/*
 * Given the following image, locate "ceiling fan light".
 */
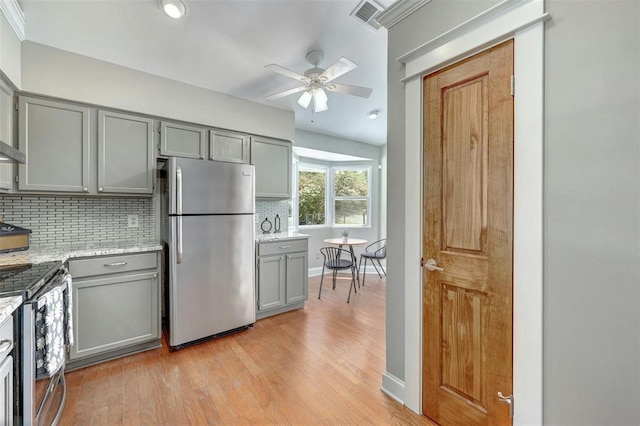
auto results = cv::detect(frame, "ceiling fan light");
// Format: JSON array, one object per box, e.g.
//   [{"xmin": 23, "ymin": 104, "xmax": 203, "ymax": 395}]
[
  {"xmin": 313, "ymin": 88, "xmax": 328, "ymax": 112},
  {"xmin": 298, "ymin": 91, "xmax": 313, "ymax": 108},
  {"xmin": 161, "ymin": 0, "xmax": 186, "ymax": 18}
]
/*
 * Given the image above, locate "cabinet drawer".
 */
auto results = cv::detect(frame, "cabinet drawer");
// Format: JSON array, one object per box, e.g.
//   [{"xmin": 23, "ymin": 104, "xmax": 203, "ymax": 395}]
[
  {"xmin": 257, "ymin": 239, "xmax": 308, "ymax": 256},
  {"xmin": 69, "ymin": 252, "xmax": 158, "ymax": 278},
  {"xmin": 0, "ymin": 314, "xmax": 13, "ymax": 357}
]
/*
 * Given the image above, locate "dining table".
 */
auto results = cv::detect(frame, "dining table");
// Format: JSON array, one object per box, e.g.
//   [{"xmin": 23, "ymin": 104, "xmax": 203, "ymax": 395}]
[{"xmin": 323, "ymin": 237, "xmax": 368, "ymax": 284}]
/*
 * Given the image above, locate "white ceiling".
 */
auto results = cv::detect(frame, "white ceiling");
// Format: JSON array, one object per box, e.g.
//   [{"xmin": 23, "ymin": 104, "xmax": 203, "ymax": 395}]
[{"xmin": 19, "ymin": 0, "xmax": 390, "ymax": 146}]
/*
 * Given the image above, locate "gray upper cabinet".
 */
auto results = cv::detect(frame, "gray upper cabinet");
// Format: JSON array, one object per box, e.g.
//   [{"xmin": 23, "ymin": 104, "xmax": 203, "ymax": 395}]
[
  {"xmin": 159, "ymin": 121, "xmax": 206, "ymax": 159},
  {"xmin": 209, "ymin": 129, "xmax": 249, "ymax": 164},
  {"xmin": 98, "ymin": 110, "xmax": 154, "ymax": 195},
  {"xmin": 251, "ymin": 137, "xmax": 292, "ymax": 199},
  {"xmin": 0, "ymin": 80, "xmax": 14, "ymax": 191},
  {"xmin": 18, "ymin": 96, "xmax": 91, "ymax": 193}
]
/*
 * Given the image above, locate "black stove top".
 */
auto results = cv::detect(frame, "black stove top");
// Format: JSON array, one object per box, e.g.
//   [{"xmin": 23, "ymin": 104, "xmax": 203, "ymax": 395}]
[{"xmin": 0, "ymin": 261, "xmax": 63, "ymax": 299}]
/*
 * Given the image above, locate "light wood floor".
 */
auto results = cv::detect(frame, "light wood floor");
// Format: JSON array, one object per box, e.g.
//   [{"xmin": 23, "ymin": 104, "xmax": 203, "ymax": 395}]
[{"xmin": 60, "ymin": 273, "xmax": 436, "ymax": 425}]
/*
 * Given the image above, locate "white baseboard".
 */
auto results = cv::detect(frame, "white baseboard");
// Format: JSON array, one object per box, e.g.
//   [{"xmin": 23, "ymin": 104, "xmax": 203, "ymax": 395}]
[{"xmin": 381, "ymin": 371, "xmax": 405, "ymax": 405}]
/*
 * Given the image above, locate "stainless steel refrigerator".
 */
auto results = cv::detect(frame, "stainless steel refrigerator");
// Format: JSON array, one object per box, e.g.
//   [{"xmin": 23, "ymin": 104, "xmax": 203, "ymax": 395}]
[{"xmin": 163, "ymin": 157, "xmax": 255, "ymax": 349}]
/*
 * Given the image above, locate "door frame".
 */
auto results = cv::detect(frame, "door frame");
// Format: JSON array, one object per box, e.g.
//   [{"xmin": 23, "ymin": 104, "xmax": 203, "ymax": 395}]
[{"xmin": 393, "ymin": 0, "xmax": 549, "ymax": 424}]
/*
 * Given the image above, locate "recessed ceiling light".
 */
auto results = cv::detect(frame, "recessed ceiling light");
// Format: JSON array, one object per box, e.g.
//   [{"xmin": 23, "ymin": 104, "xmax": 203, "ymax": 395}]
[
  {"xmin": 368, "ymin": 110, "xmax": 379, "ymax": 120},
  {"xmin": 160, "ymin": 0, "xmax": 186, "ymax": 18}
]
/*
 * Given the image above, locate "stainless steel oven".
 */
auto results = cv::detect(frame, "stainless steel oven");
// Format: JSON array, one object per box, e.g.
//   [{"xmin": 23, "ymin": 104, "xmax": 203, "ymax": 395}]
[{"xmin": 0, "ymin": 261, "xmax": 72, "ymax": 425}]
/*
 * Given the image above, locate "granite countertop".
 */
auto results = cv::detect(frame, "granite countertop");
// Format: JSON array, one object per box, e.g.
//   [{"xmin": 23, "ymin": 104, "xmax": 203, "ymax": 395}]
[
  {"xmin": 0, "ymin": 241, "xmax": 163, "ymax": 267},
  {"xmin": 0, "ymin": 295, "xmax": 23, "ymax": 324},
  {"xmin": 255, "ymin": 231, "xmax": 310, "ymax": 242}
]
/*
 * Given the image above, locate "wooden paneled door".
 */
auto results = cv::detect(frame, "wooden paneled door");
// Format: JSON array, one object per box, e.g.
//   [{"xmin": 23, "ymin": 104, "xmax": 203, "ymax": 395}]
[{"xmin": 422, "ymin": 40, "xmax": 514, "ymax": 425}]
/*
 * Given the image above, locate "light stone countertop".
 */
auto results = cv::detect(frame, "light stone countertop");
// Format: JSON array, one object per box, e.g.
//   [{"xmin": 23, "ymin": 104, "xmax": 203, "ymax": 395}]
[
  {"xmin": 255, "ymin": 231, "xmax": 310, "ymax": 243},
  {"xmin": 0, "ymin": 241, "xmax": 163, "ymax": 267},
  {"xmin": 0, "ymin": 295, "xmax": 23, "ymax": 324}
]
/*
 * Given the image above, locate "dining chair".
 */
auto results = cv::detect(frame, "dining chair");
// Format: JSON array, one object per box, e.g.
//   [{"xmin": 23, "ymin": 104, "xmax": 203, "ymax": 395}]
[
  {"xmin": 319, "ymin": 246, "xmax": 358, "ymax": 303},
  {"xmin": 358, "ymin": 238, "xmax": 387, "ymax": 286}
]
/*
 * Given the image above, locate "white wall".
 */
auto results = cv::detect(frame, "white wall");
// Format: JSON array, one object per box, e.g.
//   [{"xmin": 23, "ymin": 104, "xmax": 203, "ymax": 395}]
[
  {"xmin": 386, "ymin": 0, "xmax": 640, "ymax": 424},
  {"xmin": 0, "ymin": 11, "xmax": 21, "ymax": 88},
  {"xmin": 20, "ymin": 41, "xmax": 294, "ymax": 141}
]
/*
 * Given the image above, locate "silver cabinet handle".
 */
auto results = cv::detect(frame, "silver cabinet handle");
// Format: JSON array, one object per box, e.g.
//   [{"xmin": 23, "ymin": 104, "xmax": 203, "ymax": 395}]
[
  {"xmin": 98, "ymin": 187, "xmax": 104, "ymax": 192},
  {"xmin": 83, "ymin": 187, "xmax": 88, "ymax": 192},
  {"xmin": 424, "ymin": 259, "xmax": 444, "ymax": 272},
  {"xmin": 0, "ymin": 339, "xmax": 12, "ymax": 355},
  {"xmin": 104, "ymin": 261, "xmax": 127, "ymax": 267},
  {"xmin": 279, "ymin": 245, "xmax": 291, "ymax": 249},
  {"xmin": 177, "ymin": 216, "xmax": 183, "ymax": 264}
]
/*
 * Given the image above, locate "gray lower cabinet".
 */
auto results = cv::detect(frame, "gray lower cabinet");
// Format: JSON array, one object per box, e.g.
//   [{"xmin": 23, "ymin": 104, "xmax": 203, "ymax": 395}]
[
  {"xmin": 0, "ymin": 80, "xmax": 14, "ymax": 191},
  {"xmin": 98, "ymin": 110, "xmax": 154, "ymax": 195},
  {"xmin": 18, "ymin": 96, "xmax": 91, "ymax": 193},
  {"xmin": 256, "ymin": 238, "xmax": 308, "ymax": 319},
  {"xmin": 209, "ymin": 129, "xmax": 249, "ymax": 164},
  {"xmin": 67, "ymin": 252, "xmax": 161, "ymax": 369},
  {"xmin": 159, "ymin": 121, "xmax": 206, "ymax": 159},
  {"xmin": 251, "ymin": 137, "xmax": 292, "ymax": 199},
  {"xmin": 0, "ymin": 313, "xmax": 13, "ymax": 425}
]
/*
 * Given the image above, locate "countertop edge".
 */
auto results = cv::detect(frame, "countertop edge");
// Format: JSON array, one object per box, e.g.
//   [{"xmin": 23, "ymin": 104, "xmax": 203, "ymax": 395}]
[
  {"xmin": 0, "ymin": 244, "xmax": 163, "ymax": 267},
  {"xmin": 0, "ymin": 295, "xmax": 23, "ymax": 324},
  {"xmin": 255, "ymin": 233, "xmax": 310, "ymax": 243}
]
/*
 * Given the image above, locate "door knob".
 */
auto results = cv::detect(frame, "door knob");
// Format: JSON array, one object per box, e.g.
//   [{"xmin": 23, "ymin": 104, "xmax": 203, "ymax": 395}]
[
  {"xmin": 497, "ymin": 392, "xmax": 514, "ymax": 418},
  {"xmin": 424, "ymin": 259, "xmax": 444, "ymax": 272}
]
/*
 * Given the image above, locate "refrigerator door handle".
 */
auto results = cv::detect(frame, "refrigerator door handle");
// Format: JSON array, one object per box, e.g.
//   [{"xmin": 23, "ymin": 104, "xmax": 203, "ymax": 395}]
[
  {"xmin": 176, "ymin": 166, "xmax": 183, "ymax": 215},
  {"xmin": 177, "ymin": 216, "xmax": 183, "ymax": 264}
]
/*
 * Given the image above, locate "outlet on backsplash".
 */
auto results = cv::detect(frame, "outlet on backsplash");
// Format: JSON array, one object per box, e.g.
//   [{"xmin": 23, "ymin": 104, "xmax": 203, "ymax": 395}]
[{"xmin": 127, "ymin": 215, "xmax": 139, "ymax": 228}]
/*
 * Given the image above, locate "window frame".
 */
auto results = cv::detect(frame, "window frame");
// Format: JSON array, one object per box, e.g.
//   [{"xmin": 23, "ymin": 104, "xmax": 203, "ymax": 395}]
[
  {"xmin": 297, "ymin": 162, "xmax": 372, "ymax": 230},
  {"xmin": 297, "ymin": 163, "xmax": 329, "ymax": 229},
  {"xmin": 331, "ymin": 165, "xmax": 372, "ymax": 228}
]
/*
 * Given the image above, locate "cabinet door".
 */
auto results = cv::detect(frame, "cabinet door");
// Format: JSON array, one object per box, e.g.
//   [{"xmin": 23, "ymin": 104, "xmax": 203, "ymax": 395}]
[
  {"xmin": 18, "ymin": 96, "xmax": 91, "ymax": 193},
  {"xmin": 160, "ymin": 121, "xmax": 206, "ymax": 159},
  {"xmin": 257, "ymin": 255, "xmax": 285, "ymax": 311},
  {"xmin": 209, "ymin": 129, "xmax": 249, "ymax": 164},
  {"xmin": 251, "ymin": 137, "xmax": 292, "ymax": 199},
  {"xmin": 0, "ymin": 81, "xmax": 14, "ymax": 191},
  {"xmin": 0, "ymin": 355, "xmax": 12, "ymax": 426},
  {"xmin": 286, "ymin": 252, "xmax": 308, "ymax": 304},
  {"xmin": 98, "ymin": 110, "xmax": 154, "ymax": 195},
  {"xmin": 69, "ymin": 271, "xmax": 159, "ymax": 360}
]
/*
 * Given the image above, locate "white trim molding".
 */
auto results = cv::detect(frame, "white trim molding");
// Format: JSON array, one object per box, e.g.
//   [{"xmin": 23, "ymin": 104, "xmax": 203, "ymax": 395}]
[
  {"xmin": 396, "ymin": 0, "xmax": 547, "ymax": 423},
  {"xmin": 375, "ymin": 0, "xmax": 432, "ymax": 29},
  {"xmin": 0, "ymin": 0, "xmax": 25, "ymax": 41},
  {"xmin": 381, "ymin": 371, "xmax": 405, "ymax": 404}
]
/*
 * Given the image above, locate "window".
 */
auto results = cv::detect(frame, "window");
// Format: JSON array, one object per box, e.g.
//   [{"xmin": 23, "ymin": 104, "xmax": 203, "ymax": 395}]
[
  {"xmin": 333, "ymin": 168, "xmax": 370, "ymax": 226},
  {"xmin": 296, "ymin": 163, "xmax": 372, "ymax": 229},
  {"xmin": 298, "ymin": 167, "xmax": 327, "ymax": 226}
]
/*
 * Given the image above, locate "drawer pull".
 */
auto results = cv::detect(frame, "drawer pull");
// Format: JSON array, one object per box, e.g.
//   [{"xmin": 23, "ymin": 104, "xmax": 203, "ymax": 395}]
[
  {"xmin": 279, "ymin": 245, "xmax": 291, "ymax": 249},
  {"xmin": 0, "ymin": 339, "xmax": 12, "ymax": 355},
  {"xmin": 104, "ymin": 261, "xmax": 128, "ymax": 267}
]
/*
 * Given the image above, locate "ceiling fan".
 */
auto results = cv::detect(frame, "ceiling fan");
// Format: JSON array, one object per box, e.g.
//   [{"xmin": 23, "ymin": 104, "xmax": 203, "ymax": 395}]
[{"xmin": 265, "ymin": 49, "xmax": 373, "ymax": 113}]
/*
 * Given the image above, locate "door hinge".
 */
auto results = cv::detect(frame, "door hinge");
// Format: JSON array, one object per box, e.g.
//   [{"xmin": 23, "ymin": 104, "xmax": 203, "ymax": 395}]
[
  {"xmin": 15, "ymin": 175, "xmax": 18, "ymax": 183},
  {"xmin": 420, "ymin": 257, "xmax": 424, "ymax": 268},
  {"xmin": 497, "ymin": 392, "xmax": 514, "ymax": 418},
  {"xmin": 14, "ymin": 102, "xmax": 18, "ymax": 111},
  {"xmin": 510, "ymin": 75, "xmax": 515, "ymax": 97}
]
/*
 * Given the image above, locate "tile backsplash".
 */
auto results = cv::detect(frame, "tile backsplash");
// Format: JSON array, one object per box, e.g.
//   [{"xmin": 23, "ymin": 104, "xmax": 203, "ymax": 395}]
[
  {"xmin": 0, "ymin": 195, "xmax": 157, "ymax": 247},
  {"xmin": 255, "ymin": 200, "xmax": 289, "ymax": 235}
]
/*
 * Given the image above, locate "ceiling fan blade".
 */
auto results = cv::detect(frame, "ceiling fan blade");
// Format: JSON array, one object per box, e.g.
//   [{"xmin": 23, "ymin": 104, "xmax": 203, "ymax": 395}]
[
  {"xmin": 265, "ymin": 64, "xmax": 309, "ymax": 82},
  {"xmin": 328, "ymin": 83, "xmax": 373, "ymax": 98},
  {"xmin": 320, "ymin": 57, "xmax": 357, "ymax": 82},
  {"xmin": 266, "ymin": 85, "xmax": 309, "ymax": 101}
]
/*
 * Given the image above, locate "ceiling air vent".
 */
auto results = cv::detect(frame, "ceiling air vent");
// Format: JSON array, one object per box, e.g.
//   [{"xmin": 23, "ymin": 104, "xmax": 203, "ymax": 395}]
[{"xmin": 350, "ymin": 0, "xmax": 384, "ymax": 30}]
